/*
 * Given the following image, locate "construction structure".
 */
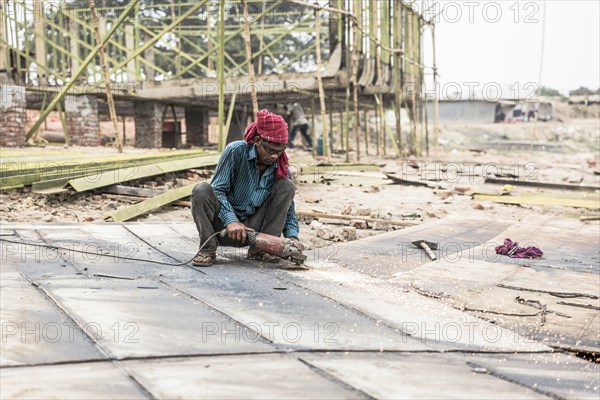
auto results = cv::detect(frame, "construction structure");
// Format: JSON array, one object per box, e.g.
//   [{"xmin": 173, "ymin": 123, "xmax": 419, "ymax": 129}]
[{"xmin": 0, "ymin": 0, "xmax": 437, "ymax": 157}]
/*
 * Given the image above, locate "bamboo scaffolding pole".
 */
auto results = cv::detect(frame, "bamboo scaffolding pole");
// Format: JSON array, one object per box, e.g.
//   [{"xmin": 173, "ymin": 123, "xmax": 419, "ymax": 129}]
[
  {"xmin": 23, "ymin": 1, "xmax": 30, "ymax": 80},
  {"xmin": 431, "ymin": 21, "xmax": 439, "ymax": 151},
  {"xmin": 257, "ymin": 0, "xmax": 265, "ymax": 74},
  {"xmin": 393, "ymin": 0, "xmax": 403, "ymax": 156},
  {"xmin": 390, "ymin": 101, "xmax": 400, "ymax": 156},
  {"xmin": 418, "ymin": 20, "xmax": 426, "ymax": 158},
  {"xmin": 310, "ymin": 95, "xmax": 316, "ymax": 157},
  {"xmin": 56, "ymin": 101, "xmax": 71, "ymax": 148},
  {"xmin": 381, "ymin": 0, "xmax": 390, "ymax": 66},
  {"xmin": 374, "ymin": 95, "xmax": 380, "ymax": 155},
  {"xmin": 407, "ymin": 11, "xmax": 418, "ymax": 156},
  {"xmin": 355, "ymin": 0, "xmax": 363, "ymax": 53},
  {"xmin": 30, "ymin": 92, "xmax": 48, "ymax": 144},
  {"xmin": 380, "ymin": 96, "xmax": 386, "ymax": 155},
  {"xmin": 224, "ymin": 92, "xmax": 237, "ymax": 141},
  {"xmin": 25, "ymin": 0, "xmax": 139, "ymax": 142},
  {"xmin": 373, "ymin": 0, "xmax": 382, "ymax": 86},
  {"xmin": 351, "ymin": 5, "xmax": 360, "ymax": 162},
  {"xmin": 314, "ymin": 7, "xmax": 330, "ymax": 161},
  {"xmin": 217, "ymin": 0, "xmax": 225, "ymax": 152},
  {"xmin": 0, "ymin": 0, "xmax": 5, "ymax": 74},
  {"xmin": 89, "ymin": 0, "xmax": 123, "ymax": 152},
  {"xmin": 242, "ymin": 0, "xmax": 258, "ymax": 115},
  {"xmin": 328, "ymin": 107, "xmax": 334, "ymax": 151},
  {"xmin": 41, "ymin": 92, "xmax": 48, "ymax": 131},
  {"xmin": 363, "ymin": 108, "xmax": 369, "ymax": 155},
  {"xmin": 170, "ymin": 0, "xmax": 180, "ymax": 76},
  {"xmin": 206, "ymin": 2, "xmax": 212, "ymax": 71},
  {"xmin": 13, "ymin": 3, "xmax": 21, "ymax": 81},
  {"xmin": 337, "ymin": 0, "xmax": 342, "ymax": 49},
  {"xmin": 134, "ymin": 2, "xmax": 140, "ymax": 80},
  {"xmin": 424, "ymin": 88, "xmax": 429, "ymax": 156},
  {"xmin": 344, "ymin": 89, "xmax": 350, "ymax": 162}
]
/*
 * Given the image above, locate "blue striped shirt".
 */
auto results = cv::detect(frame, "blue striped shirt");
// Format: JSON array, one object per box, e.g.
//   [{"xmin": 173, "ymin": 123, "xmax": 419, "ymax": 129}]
[{"xmin": 210, "ymin": 140, "xmax": 300, "ymax": 238}]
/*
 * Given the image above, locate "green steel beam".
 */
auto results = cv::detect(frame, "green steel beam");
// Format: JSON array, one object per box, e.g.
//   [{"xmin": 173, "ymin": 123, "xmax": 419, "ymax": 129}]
[
  {"xmin": 25, "ymin": 0, "xmax": 140, "ymax": 141},
  {"xmin": 104, "ymin": 182, "xmax": 196, "ymax": 222},
  {"xmin": 68, "ymin": 154, "xmax": 220, "ymax": 193},
  {"xmin": 86, "ymin": 1, "xmax": 205, "ymax": 92},
  {"xmin": 137, "ymin": 24, "xmax": 203, "ymax": 78},
  {"xmin": 227, "ymin": 12, "xmax": 314, "ymax": 76},
  {"xmin": 1, "ymin": 150, "xmax": 210, "ymax": 190},
  {"xmin": 175, "ymin": 1, "xmax": 281, "ymax": 78}
]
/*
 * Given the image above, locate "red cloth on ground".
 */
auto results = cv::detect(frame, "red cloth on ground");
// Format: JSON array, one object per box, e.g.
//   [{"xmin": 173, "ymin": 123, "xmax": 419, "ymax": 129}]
[
  {"xmin": 495, "ymin": 238, "xmax": 543, "ymax": 259},
  {"xmin": 244, "ymin": 109, "xmax": 289, "ymax": 180}
]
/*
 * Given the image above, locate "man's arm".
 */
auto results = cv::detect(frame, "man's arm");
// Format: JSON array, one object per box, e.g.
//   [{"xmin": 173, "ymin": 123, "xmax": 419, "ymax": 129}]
[
  {"xmin": 210, "ymin": 145, "xmax": 239, "ymax": 227},
  {"xmin": 282, "ymin": 199, "xmax": 300, "ymax": 239}
]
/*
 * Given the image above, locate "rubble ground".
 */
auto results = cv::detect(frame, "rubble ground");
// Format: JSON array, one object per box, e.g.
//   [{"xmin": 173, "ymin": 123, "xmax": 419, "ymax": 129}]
[{"xmin": 1, "ymin": 120, "xmax": 598, "ymax": 250}]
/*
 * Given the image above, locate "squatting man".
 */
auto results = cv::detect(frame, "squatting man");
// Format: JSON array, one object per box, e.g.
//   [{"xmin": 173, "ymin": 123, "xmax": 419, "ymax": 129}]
[{"xmin": 191, "ymin": 109, "xmax": 303, "ymax": 266}]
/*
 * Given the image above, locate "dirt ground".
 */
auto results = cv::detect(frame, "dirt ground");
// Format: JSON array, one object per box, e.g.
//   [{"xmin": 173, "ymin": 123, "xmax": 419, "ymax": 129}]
[{"xmin": 1, "ymin": 119, "xmax": 598, "ymax": 251}]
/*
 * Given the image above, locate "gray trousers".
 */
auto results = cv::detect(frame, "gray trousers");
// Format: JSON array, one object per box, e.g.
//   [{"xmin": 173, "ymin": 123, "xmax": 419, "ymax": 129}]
[{"xmin": 190, "ymin": 179, "xmax": 295, "ymax": 252}]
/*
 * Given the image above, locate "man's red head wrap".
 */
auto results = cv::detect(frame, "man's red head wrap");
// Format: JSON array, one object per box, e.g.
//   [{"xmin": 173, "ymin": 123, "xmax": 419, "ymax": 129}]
[{"xmin": 244, "ymin": 109, "xmax": 289, "ymax": 180}]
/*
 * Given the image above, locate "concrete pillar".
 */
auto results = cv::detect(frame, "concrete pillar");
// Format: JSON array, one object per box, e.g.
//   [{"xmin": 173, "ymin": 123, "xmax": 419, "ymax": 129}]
[
  {"xmin": 145, "ymin": 45, "xmax": 156, "ymax": 81},
  {"xmin": 64, "ymin": 95, "xmax": 100, "ymax": 146},
  {"xmin": 185, "ymin": 105, "xmax": 209, "ymax": 146},
  {"xmin": 226, "ymin": 109, "xmax": 248, "ymax": 144},
  {"xmin": 134, "ymin": 101, "xmax": 163, "ymax": 148},
  {"xmin": 125, "ymin": 24, "xmax": 136, "ymax": 81},
  {"xmin": 0, "ymin": 84, "xmax": 26, "ymax": 147},
  {"xmin": 0, "ymin": 1, "xmax": 6, "ymax": 75},
  {"xmin": 34, "ymin": 2, "xmax": 47, "ymax": 85},
  {"xmin": 69, "ymin": 18, "xmax": 80, "ymax": 76}
]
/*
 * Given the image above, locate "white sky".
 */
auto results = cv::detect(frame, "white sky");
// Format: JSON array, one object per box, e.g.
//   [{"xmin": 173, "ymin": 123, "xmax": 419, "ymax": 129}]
[{"xmin": 422, "ymin": 0, "xmax": 600, "ymax": 96}]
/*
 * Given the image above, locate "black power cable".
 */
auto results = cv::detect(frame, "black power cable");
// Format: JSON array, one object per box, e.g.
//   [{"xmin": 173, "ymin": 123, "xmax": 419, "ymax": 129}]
[{"xmin": 0, "ymin": 230, "xmax": 226, "ymax": 267}]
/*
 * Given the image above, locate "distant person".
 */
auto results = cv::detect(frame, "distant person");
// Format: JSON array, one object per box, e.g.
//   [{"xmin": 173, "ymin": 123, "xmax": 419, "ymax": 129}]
[{"xmin": 286, "ymin": 103, "xmax": 312, "ymax": 149}]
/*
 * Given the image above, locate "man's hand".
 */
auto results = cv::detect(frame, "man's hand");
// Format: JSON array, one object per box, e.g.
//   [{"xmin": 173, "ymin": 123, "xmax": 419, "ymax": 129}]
[
  {"xmin": 226, "ymin": 222, "xmax": 251, "ymax": 243},
  {"xmin": 289, "ymin": 236, "xmax": 305, "ymax": 251}
]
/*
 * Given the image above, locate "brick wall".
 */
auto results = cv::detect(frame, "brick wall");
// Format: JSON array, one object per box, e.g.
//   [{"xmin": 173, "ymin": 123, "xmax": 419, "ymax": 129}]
[
  {"xmin": 134, "ymin": 101, "xmax": 163, "ymax": 148},
  {"xmin": 185, "ymin": 105, "xmax": 209, "ymax": 146},
  {"xmin": 0, "ymin": 84, "xmax": 26, "ymax": 147},
  {"xmin": 65, "ymin": 95, "xmax": 100, "ymax": 146}
]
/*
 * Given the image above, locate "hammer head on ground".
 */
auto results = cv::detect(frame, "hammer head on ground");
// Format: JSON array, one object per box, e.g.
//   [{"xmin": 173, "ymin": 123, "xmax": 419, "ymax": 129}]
[{"xmin": 411, "ymin": 240, "xmax": 438, "ymax": 250}]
